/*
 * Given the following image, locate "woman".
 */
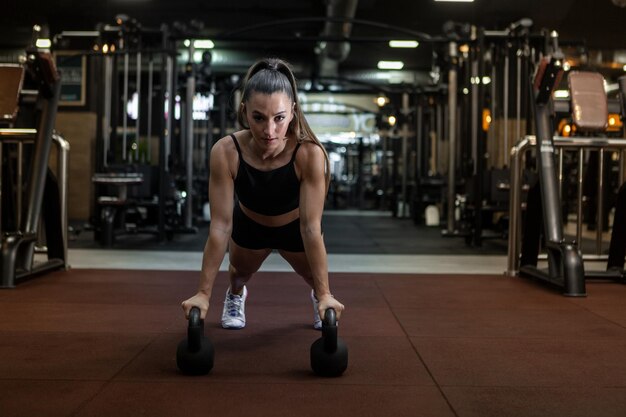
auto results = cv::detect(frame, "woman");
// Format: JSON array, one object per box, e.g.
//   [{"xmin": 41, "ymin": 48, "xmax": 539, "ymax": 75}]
[{"xmin": 181, "ymin": 58, "xmax": 344, "ymax": 330}]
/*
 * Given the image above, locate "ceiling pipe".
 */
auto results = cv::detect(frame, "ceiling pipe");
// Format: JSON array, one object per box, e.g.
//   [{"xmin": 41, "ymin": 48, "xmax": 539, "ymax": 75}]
[{"xmin": 316, "ymin": 0, "xmax": 359, "ymax": 78}]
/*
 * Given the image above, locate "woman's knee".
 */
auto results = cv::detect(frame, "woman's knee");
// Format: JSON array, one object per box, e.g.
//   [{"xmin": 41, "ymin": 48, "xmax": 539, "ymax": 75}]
[
  {"xmin": 229, "ymin": 262, "xmax": 257, "ymax": 278},
  {"xmin": 229, "ymin": 243, "xmax": 270, "ymax": 276},
  {"xmin": 279, "ymin": 250, "xmax": 313, "ymax": 281}
]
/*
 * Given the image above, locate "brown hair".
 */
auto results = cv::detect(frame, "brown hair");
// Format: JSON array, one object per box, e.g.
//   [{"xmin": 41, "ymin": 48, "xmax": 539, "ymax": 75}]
[{"xmin": 237, "ymin": 58, "xmax": 330, "ymax": 191}]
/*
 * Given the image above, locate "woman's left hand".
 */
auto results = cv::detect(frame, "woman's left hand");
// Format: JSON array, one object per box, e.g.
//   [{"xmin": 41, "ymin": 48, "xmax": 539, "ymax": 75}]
[{"xmin": 317, "ymin": 294, "xmax": 345, "ymax": 321}]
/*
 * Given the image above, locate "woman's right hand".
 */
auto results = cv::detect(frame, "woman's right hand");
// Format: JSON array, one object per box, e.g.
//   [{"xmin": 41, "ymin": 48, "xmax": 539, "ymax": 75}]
[{"xmin": 181, "ymin": 292, "xmax": 210, "ymax": 320}]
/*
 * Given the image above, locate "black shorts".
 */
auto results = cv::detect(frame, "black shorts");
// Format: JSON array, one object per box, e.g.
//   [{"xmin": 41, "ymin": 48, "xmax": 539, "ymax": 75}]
[{"xmin": 231, "ymin": 204, "xmax": 305, "ymax": 252}]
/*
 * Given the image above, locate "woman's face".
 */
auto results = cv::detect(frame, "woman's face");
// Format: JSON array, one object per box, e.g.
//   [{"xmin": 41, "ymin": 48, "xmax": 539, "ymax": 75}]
[{"xmin": 244, "ymin": 91, "xmax": 294, "ymax": 151}]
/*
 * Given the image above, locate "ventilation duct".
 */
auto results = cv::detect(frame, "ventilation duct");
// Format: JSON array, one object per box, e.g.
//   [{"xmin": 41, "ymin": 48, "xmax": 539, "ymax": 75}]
[{"xmin": 317, "ymin": 0, "xmax": 359, "ymax": 78}]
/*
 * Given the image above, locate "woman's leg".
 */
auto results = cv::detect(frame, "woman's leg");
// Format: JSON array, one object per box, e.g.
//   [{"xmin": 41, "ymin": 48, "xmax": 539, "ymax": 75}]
[
  {"xmin": 278, "ymin": 249, "xmax": 323, "ymax": 329},
  {"xmin": 228, "ymin": 238, "xmax": 272, "ymax": 294},
  {"xmin": 277, "ymin": 250, "xmax": 314, "ymax": 288}
]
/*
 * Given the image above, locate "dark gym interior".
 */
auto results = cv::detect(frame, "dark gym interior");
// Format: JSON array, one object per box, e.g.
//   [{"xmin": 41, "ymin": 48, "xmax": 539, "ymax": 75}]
[{"xmin": 2, "ymin": 1, "xmax": 626, "ymax": 416}]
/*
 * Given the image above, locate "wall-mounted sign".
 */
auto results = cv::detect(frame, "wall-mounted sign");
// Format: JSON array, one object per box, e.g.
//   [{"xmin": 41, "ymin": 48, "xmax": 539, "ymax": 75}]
[{"xmin": 55, "ymin": 52, "xmax": 86, "ymax": 106}]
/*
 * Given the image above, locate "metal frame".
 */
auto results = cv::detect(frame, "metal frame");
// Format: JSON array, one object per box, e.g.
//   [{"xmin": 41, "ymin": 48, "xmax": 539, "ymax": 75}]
[{"xmin": 508, "ymin": 135, "xmax": 626, "ymax": 276}]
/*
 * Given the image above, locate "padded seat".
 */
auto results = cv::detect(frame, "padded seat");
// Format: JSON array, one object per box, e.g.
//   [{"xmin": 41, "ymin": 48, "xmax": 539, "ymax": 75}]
[
  {"xmin": 568, "ymin": 71, "xmax": 608, "ymax": 133},
  {"xmin": 0, "ymin": 64, "xmax": 24, "ymax": 123}
]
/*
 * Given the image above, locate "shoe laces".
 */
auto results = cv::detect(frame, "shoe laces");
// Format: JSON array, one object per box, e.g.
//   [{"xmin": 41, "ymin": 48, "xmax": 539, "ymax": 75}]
[{"xmin": 225, "ymin": 294, "xmax": 243, "ymax": 317}]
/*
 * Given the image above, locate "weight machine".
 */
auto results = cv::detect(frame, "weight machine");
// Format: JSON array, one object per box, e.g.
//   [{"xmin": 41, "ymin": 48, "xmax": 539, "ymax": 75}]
[
  {"xmin": 508, "ymin": 34, "xmax": 626, "ymax": 295},
  {"xmin": 0, "ymin": 38, "xmax": 68, "ymax": 288}
]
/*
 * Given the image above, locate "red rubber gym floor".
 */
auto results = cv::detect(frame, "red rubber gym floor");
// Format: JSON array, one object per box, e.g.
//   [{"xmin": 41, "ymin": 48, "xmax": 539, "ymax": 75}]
[{"xmin": 2, "ymin": 268, "xmax": 626, "ymax": 417}]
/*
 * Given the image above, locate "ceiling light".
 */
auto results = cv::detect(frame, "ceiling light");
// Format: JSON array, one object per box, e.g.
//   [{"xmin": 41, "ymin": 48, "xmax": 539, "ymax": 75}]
[
  {"xmin": 35, "ymin": 39, "xmax": 51, "ymax": 48},
  {"xmin": 184, "ymin": 39, "xmax": 214, "ymax": 49},
  {"xmin": 389, "ymin": 40, "xmax": 419, "ymax": 48},
  {"xmin": 377, "ymin": 61, "xmax": 404, "ymax": 70},
  {"xmin": 435, "ymin": 0, "xmax": 474, "ymax": 2},
  {"xmin": 194, "ymin": 39, "xmax": 215, "ymax": 49},
  {"xmin": 553, "ymin": 90, "xmax": 570, "ymax": 98}
]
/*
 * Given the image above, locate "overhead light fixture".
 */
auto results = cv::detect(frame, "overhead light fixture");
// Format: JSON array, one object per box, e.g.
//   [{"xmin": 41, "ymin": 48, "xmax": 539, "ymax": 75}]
[
  {"xmin": 435, "ymin": 0, "xmax": 474, "ymax": 2},
  {"xmin": 194, "ymin": 39, "xmax": 215, "ymax": 49},
  {"xmin": 377, "ymin": 61, "xmax": 404, "ymax": 70},
  {"xmin": 553, "ymin": 90, "xmax": 570, "ymax": 99},
  {"xmin": 389, "ymin": 40, "xmax": 419, "ymax": 48},
  {"xmin": 35, "ymin": 38, "xmax": 51, "ymax": 48},
  {"xmin": 183, "ymin": 39, "xmax": 215, "ymax": 49}
]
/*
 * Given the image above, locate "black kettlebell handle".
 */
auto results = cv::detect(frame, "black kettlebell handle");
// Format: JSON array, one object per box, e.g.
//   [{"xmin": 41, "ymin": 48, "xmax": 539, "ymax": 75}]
[
  {"xmin": 322, "ymin": 308, "xmax": 338, "ymax": 353},
  {"xmin": 188, "ymin": 306, "xmax": 204, "ymax": 352}
]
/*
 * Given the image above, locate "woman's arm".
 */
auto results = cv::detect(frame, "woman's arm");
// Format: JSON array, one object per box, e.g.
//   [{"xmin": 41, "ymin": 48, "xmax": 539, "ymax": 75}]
[
  {"xmin": 298, "ymin": 142, "xmax": 345, "ymax": 318},
  {"xmin": 181, "ymin": 138, "xmax": 235, "ymax": 319}
]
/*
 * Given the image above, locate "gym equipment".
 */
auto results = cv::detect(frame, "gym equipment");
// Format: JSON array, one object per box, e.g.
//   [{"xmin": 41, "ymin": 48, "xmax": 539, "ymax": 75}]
[
  {"xmin": 434, "ymin": 19, "xmax": 556, "ymax": 247},
  {"xmin": 511, "ymin": 50, "xmax": 586, "ymax": 296},
  {"xmin": 1, "ymin": 36, "xmax": 68, "ymax": 288},
  {"xmin": 310, "ymin": 308, "xmax": 348, "ymax": 377},
  {"xmin": 509, "ymin": 63, "xmax": 626, "ymax": 285},
  {"xmin": 176, "ymin": 306, "xmax": 214, "ymax": 375},
  {"xmin": 55, "ymin": 18, "xmax": 201, "ymax": 246}
]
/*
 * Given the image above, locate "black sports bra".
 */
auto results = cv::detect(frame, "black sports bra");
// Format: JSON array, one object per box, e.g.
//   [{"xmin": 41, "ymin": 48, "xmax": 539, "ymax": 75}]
[{"xmin": 231, "ymin": 134, "xmax": 301, "ymax": 216}]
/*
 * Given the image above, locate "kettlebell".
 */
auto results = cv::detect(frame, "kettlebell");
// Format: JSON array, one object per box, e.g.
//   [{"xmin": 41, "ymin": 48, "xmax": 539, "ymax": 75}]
[
  {"xmin": 176, "ymin": 306, "xmax": 214, "ymax": 375},
  {"xmin": 310, "ymin": 308, "xmax": 348, "ymax": 377}
]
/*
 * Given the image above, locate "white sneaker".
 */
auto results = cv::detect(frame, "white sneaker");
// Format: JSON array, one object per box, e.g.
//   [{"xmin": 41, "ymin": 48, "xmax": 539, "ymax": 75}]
[
  {"xmin": 311, "ymin": 290, "xmax": 322, "ymax": 330},
  {"xmin": 221, "ymin": 286, "xmax": 247, "ymax": 329}
]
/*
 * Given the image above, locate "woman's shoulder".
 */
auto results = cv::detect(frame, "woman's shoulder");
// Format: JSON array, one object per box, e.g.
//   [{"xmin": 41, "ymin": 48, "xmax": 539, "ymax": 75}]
[
  {"xmin": 296, "ymin": 139, "xmax": 325, "ymax": 159},
  {"xmin": 294, "ymin": 139, "xmax": 326, "ymax": 175},
  {"xmin": 212, "ymin": 130, "xmax": 247, "ymax": 153},
  {"xmin": 210, "ymin": 131, "xmax": 249, "ymax": 174}
]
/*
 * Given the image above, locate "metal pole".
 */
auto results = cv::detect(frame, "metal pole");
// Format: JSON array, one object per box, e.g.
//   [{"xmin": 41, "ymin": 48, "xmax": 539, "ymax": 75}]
[
  {"xmin": 507, "ymin": 136, "xmax": 531, "ymax": 275},
  {"xmin": 471, "ymin": 56, "xmax": 479, "ymax": 174},
  {"xmin": 185, "ymin": 45, "xmax": 196, "ymax": 229},
  {"xmin": 503, "ymin": 48, "xmax": 510, "ymax": 167},
  {"xmin": 400, "ymin": 92, "xmax": 410, "ymax": 218},
  {"xmin": 381, "ymin": 133, "xmax": 388, "ymax": 210},
  {"xmin": 619, "ymin": 150, "xmax": 626, "ymax": 184},
  {"xmin": 135, "ymin": 51, "xmax": 142, "ymax": 162},
  {"xmin": 558, "ymin": 148, "xmax": 564, "ymax": 199},
  {"xmin": 435, "ymin": 102, "xmax": 442, "ymax": 174},
  {"xmin": 52, "ymin": 133, "xmax": 70, "ymax": 265},
  {"xmin": 516, "ymin": 48, "xmax": 522, "ymax": 142},
  {"xmin": 17, "ymin": 141, "xmax": 23, "ymax": 229},
  {"xmin": 577, "ymin": 148, "xmax": 584, "ymax": 248},
  {"xmin": 147, "ymin": 56, "xmax": 154, "ymax": 163},
  {"xmin": 24, "ymin": 81, "xmax": 61, "ymax": 233},
  {"xmin": 536, "ymin": 105, "xmax": 563, "ymax": 244},
  {"xmin": 122, "ymin": 52, "xmax": 129, "ymax": 161},
  {"xmin": 416, "ymin": 99, "xmax": 423, "ymax": 179},
  {"xmin": 103, "ymin": 55, "xmax": 113, "ymax": 168},
  {"xmin": 165, "ymin": 55, "xmax": 174, "ymax": 171},
  {"xmin": 447, "ymin": 41, "xmax": 458, "ymax": 233},
  {"xmin": 596, "ymin": 149, "xmax": 605, "ymax": 255},
  {"xmin": 469, "ymin": 52, "xmax": 482, "ymax": 175},
  {"xmin": 490, "ymin": 50, "xmax": 498, "ymax": 166}
]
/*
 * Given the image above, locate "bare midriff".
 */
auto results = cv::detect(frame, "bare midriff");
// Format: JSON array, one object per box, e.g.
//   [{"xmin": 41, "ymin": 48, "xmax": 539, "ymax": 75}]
[{"xmin": 239, "ymin": 202, "xmax": 299, "ymax": 227}]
